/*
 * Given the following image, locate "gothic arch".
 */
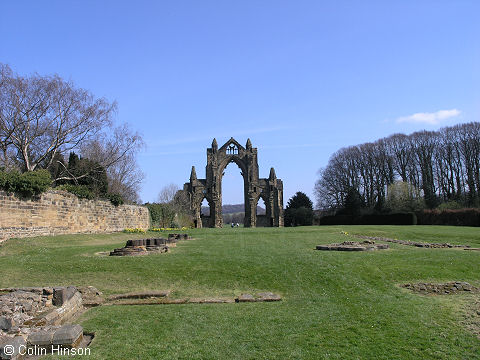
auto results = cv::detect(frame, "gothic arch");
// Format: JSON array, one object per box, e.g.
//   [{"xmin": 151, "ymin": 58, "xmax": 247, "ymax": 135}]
[{"xmin": 182, "ymin": 137, "xmax": 284, "ymax": 228}]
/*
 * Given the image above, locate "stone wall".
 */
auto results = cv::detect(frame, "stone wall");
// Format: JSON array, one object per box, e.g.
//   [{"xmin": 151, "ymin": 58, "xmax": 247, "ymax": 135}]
[{"xmin": 0, "ymin": 190, "xmax": 150, "ymax": 242}]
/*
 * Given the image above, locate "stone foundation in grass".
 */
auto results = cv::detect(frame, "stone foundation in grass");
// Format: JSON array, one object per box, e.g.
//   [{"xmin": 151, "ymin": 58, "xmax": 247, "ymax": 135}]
[
  {"xmin": 235, "ymin": 292, "xmax": 282, "ymax": 302},
  {"xmin": 105, "ymin": 291, "xmax": 282, "ymax": 305},
  {"xmin": 401, "ymin": 282, "xmax": 478, "ymax": 295},
  {"xmin": 316, "ymin": 240, "xmax": 389, "ymax": 251},
  {"xmin": 353, "ymin": 235, "xmax": 472, "ymax": 249}
]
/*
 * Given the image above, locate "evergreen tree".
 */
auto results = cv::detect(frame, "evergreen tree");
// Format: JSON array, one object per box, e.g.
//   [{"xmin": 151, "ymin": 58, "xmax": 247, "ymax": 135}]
[{"xmin": 284, "ymin": 191, "xmax": 314, "ymax": 226}]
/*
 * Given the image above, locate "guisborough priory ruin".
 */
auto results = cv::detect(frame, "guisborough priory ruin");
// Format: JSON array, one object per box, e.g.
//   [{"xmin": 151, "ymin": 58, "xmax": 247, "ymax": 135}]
[{"xmin": 181, "ymin": 138, "xmax": 284, "ymax": 228}]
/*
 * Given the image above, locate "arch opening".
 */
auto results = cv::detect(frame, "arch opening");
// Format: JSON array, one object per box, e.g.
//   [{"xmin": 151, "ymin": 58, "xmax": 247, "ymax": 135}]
[
  {"xmin": 221, "ymin": 161, "xmax": 246, "ymax": 226},
  {"xmin": 200, "ymin": 197, "xmax": 212, "ymax": 228},
  {"xmin": 256, "ymin": 196, "xmax": 268, "ymax": 227}
]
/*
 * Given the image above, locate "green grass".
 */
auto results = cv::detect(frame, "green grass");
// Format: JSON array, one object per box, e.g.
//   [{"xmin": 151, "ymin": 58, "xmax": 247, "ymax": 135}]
[{"xmin": 1, "ymin": 226, "xmax": 479, "ymax": 359}]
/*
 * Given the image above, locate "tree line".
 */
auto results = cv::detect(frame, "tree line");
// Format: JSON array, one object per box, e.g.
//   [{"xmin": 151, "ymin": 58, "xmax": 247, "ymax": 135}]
[
  {"xmin": 315, "ymin": 122, "xmax": 480, "ymax": 212},
  {"xmin": 0, "ymin": 63, "xmax": 144, "ymax": 202}
]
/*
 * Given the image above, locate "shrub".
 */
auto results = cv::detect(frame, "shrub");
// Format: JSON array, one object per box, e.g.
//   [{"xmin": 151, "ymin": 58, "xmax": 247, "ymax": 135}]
[
  {"xmin": 436, "ymin": 201, "xmax": 463, "ymax": 210},
  {"xmin": 58, "ymin": 185, "xmax": 124, "ymax": 206},
  {"xmin": 0, "ymin": 169, "xmax": 51, "ymax": 197},
  {"xmin": 145, "ymin": 202, "xmax": 176, "ymax": 228},
  {"xmin": 385, "ymin": 181, "xmax": 424, "ymax": 212},
  {"xmin": 0, "ymin": 170, "xmax": 19, "ymax": 193},
  {"xmin": 58, "ymin": 184, "xmax": 95, "ymax": 199},
  {"xmin": 106, "ymin": 193, "xmax": 124, "ymax": 206}
]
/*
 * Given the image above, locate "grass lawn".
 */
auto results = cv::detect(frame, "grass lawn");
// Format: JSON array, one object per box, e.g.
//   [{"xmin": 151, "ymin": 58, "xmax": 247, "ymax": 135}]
[{"xmin": 1, "ymin": 225, "xmax": 480, "ymax": 359}]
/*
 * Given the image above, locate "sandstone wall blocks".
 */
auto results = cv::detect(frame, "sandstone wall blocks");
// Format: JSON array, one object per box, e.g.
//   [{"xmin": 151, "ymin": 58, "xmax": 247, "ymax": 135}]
[
  {"xmin": 0, "ymin": 190, "xmax": 150, "ymax": 242},
  {"xmin": 52, "ymin": 324, "xmax": 83, "ymax": 348},
  {"xmin": 27, "ymin": 329, "xmax": 54, "ymax": 347}
]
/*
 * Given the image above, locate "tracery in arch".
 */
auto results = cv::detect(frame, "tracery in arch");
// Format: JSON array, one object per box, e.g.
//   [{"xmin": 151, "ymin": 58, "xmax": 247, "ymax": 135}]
[{"xmin": 226, "ymin": 143, "xmax": 238, "ymax": 155}]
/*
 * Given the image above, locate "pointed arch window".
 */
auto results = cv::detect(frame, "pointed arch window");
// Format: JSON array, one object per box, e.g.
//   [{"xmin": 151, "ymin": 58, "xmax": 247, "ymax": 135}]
[{"xmin": 226, "ymin": 143, "xmax": 238, "ymax": 155}]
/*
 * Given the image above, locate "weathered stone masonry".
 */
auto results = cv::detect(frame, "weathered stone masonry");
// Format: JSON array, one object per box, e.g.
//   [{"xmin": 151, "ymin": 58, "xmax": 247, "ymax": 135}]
[
  {"xmin": 0, "ymin": 190, "xmax": 150, "ymax": 242},
  {"xmin": 181, "ymin": 138, "xmax": 284, "ymax": 228}
]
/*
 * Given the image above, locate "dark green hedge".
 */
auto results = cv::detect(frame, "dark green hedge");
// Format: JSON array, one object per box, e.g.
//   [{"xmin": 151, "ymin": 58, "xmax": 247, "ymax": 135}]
[
  {"xmin": 320, "ymin": 215, "xmax": 354, "ymax": 225},
  {"xmin": 320, "ymin": 213, "xmax": 417, "ymax": 225},
  {"xmin": 356, "ymin": 213, "xmax": 417, "ymax": 225},
  {"xmin": 416, "ymin": 209, "xmax": 480, "ymax": 227}
]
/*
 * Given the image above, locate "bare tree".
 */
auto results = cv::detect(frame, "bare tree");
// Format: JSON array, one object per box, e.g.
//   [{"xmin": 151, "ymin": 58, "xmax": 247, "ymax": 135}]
[
  {"xmin": 0, "ymin": 63, "xmax": 145, "ymax": 202},
  {"xmin": 157, "ymin": 183, "xmax": 179, "ymax": 203},
  {"xmin": 315, "ymin": 122, "xmax": 480, "ymax": 211},
  {"xmin": 0, "ymin": 65, "xmax": 115, "ymax": 172},
  {"xmin": 80, "ymin": 124, "xmax": 145, "ymax": 202}
]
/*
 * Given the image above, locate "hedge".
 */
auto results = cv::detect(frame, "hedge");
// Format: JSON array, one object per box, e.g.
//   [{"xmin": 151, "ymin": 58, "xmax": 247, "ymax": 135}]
[
  {"xmin": 319, "ymin": 213, "xmax": 417, "ymax": 225},
  {"xmin": 319, "ymin": 215, "xmax": 354, "ymax": 225},
  {"xmin": 356, "ymin": 213, "xmax": 417, "ymax": 225},
  {"xmin": 416, "ymin": 209, "xmax": 480, "ymax": 227}
]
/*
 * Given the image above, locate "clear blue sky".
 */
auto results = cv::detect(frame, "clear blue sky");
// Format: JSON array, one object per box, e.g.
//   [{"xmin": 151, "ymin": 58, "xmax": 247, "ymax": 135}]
[{"xmin": 2, "ymin": 1, "xmax": 479, "ymax": 205}]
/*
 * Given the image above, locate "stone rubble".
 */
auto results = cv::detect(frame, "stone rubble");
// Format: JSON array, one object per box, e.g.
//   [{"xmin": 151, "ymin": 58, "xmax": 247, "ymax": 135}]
[
  {"xmin": 76, "ymin": 286, "xmax": 104, "ymax": 308},
  {"xmin": 0, "ymin": 287, "xmax": 86, "ymax": 359}
]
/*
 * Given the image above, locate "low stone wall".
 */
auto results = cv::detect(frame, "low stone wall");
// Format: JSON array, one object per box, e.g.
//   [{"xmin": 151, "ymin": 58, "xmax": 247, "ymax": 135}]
[{"xmin": 0, "ymin": 190, "xmax": 150, "ymax": 242}]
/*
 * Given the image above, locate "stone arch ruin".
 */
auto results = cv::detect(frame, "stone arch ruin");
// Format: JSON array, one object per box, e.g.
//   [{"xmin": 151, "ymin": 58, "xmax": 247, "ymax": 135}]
[{"xmin": 182, "ymin": 138, "xmax": 284, "ymax": 228}]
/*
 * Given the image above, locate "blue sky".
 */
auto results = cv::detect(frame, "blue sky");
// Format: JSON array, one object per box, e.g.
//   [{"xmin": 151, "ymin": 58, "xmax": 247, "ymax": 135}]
[{"xmin": 2, "ymin": 1, "xmax": 479, "ymax": 205}]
